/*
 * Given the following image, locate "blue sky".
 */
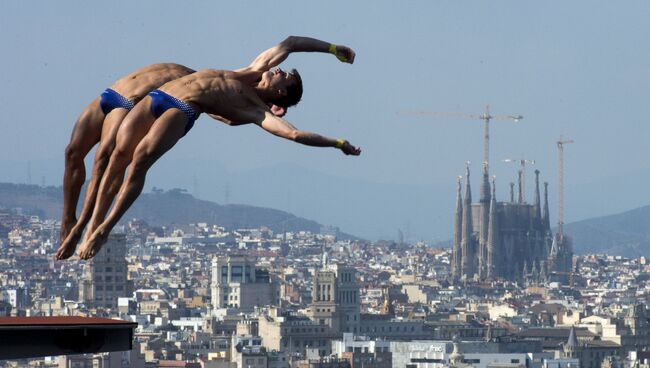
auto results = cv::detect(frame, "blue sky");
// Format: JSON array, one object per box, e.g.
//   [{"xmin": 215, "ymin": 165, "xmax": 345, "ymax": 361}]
[{"xmin": 1, "ymin": 1, "xmax": 649, "ymax": 241}]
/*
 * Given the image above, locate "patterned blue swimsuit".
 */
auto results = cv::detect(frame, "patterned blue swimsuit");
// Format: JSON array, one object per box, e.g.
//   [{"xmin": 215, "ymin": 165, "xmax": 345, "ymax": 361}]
[
  {"xmin": 99, "ymin": 88, "xmax": 135, "ymax": 115},
  {"xmin": 148, "ymin": 90, "xmax": 201, "ymax": 136}
]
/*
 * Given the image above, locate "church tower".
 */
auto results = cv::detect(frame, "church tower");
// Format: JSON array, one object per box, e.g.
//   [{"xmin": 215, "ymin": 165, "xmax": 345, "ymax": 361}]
[
  {"xmin": 460, "ymin": 163, "xmax": 475, "ymax": 279},
  {"xmin": 452, "ymin": 177, "xmax": 463, "ymax": 282},
  {"xmin": 478, "ymin": 163, "xmax": 491, "ymax": 279}
]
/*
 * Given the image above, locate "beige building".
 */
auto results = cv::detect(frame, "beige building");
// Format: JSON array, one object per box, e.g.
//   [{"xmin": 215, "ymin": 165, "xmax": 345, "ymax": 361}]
[
  {"xmin": 578, "ymin": 305, "xmax": 650, "ymax": 355},
  {"xmin": 307, "ymin": 263, "xmax": 360, "ymax": 334},
  {"xmin": 211, "ymin": 255, "xmax": 278, "ymax": 313},
  {"xmin": 79, "ymin": 234, "xmax": 131, "ymax": 309},
  {"xmin": 259, "ymin": 309, "xmax": 340, "ymax": 357}
]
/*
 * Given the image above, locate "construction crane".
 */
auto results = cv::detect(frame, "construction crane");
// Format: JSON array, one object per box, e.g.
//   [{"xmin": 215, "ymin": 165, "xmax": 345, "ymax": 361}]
[
  {"xmin": 502, "ymin": 158, "xmax": 535, "ymax": 203},
  {"xmin": 406, "ymin": 105, "xmax": 523, "ymax": 167},
  {"xmin": 557, "ymin": 136, "xmax": 574, "ymax": 237}
]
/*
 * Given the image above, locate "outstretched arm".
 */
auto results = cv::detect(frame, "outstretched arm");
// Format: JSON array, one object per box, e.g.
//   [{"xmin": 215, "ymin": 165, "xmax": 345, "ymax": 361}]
[
  {"xmin": 255, "ymin": 110, "xmax": 361, "ymax": 155},
  {"xmin": 236, "ymin": 36, "xmax": 356, "ymax": 73}
]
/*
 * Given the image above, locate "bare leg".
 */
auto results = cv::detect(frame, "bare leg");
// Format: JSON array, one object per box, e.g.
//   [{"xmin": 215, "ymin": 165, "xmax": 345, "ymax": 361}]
[
  {"xmin": 55, "ymin": 107, "xmax": 129, "ymax": 260},
  {"xmin": 60, "ymin": 98, "xmax": 104, "ymax": 243},
  {"xmin": 82, "ymin": 98, "xmax": 156, "ymax": 243},
  {"xmin": 79, "ymin": 108, "xmax": 188, "ymax": 259}
]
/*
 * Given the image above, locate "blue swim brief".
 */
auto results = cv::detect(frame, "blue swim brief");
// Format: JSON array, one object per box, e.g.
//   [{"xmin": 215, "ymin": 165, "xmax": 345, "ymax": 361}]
[
  {"xmin": 148, "ymin": 90, "xmax": 201, "ymax": 135},
  {"xmin": 99, "ymin": 88, "xmax": 135, "ymax": 115}
]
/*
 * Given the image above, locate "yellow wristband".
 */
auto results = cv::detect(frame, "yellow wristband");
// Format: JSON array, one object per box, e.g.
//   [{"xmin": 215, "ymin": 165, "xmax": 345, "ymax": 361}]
[
  {"xmin": 329, "ymin": 44, "xmax": 348, "ymax": 62},
  {"xmin": 335, "ymin": 139, "xmax": 345, "ymax": 149}
]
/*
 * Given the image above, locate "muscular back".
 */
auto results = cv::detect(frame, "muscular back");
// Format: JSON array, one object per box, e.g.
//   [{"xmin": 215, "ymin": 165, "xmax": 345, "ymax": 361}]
[
  {"xmin": 158, "ymin": 69, "xmax": 267, "ymax": 124},
  {"xmin": 111, "ymin": 63, "xmax": 196, "ymax": 103}
]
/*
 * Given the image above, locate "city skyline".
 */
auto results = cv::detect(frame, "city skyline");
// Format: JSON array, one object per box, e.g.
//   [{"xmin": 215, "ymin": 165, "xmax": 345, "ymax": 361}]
[{"xmin": 1, "ymin": 208, "xmax": 649, "ymax": 366}]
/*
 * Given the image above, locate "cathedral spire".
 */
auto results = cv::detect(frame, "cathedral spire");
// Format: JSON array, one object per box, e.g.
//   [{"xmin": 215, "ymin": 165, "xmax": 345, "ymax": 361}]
[
  {"xmin": 478, "ymin": 163, "xmax": 491, "ymax": 279},
  {"xmin": 534, "ymin": 170, "xmax": 542, "ymax": 226},
  {"xmin": 531, "ymin": 261, "xmax": 539, "ymax": 284},
  {"xmin": 539, "ymin": 260, "xmax": 547, "ymax": 283},
  {"xmin": 461, "ymin": 162, "xmax": 474, "ymax": 278},
  {"xmin": 486, "ymin": 177, "xmax": 498, "ymax": 279},
  {"xmin": 523, "ymin": 260, "xmax": 529, "ymax": 278},
  {"xmin": 567, "ymin": 326, "xmax": 579, "ymax": 348},
  {"xmin": 543, "ymin": 182, "xmax": 551, "ymax": 232},
  {"xmin": 480, "ymin": 162, "xmax": 491, "ymax": 203},
  {"xmin": 452, "ymin": 176, "xmax": 463, "ymax": 281}
]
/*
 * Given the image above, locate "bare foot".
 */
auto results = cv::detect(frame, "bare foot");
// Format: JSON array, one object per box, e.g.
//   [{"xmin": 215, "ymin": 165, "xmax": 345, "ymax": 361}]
[
  {"xmin": 60, "ymin": 217, "xmax": 77, "ymax": 244},
  {"xmin": 79, "ymin": 226, "xmax": 109, "ymax": 260},
  {"xmin": 54, "ymin": 225, "xmax": 84, "ymax": 260}
]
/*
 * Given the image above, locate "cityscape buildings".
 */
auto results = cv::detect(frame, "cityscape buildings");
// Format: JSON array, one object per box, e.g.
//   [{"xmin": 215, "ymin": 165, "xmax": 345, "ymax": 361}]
[{"xmin": 0, "ymin": 200, "xmax": 648, "ymax": 367}]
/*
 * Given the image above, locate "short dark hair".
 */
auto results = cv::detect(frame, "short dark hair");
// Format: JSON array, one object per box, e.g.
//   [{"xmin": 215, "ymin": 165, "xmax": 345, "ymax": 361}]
[{"xmin": 273, "ymin": 68, "xmax": 303, "ymax": 109}]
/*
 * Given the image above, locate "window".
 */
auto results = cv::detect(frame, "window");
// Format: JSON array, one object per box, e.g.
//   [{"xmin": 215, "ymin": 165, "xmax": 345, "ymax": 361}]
[
  {"xmin": 105, "ymin": 267, "xmax": 113, "ymax": 272},
  {"xmin": 106, "ymin": 285, "xmax": 113, "ymax": 291},
  {"xmin": 231, "ymin": 266, "xmax": 243, "ymax": 282},
  {"xmin": 105, "ymin": 276, "xmax": 112, "ymax": 282},
  {"xmin": 411, "ymin": 359, "xmax": 444, "ymax": 363},
  {"xmin": 511, "ymin": 359, "xmax": 520, "ymax": 363},
  {"xmin": 116, "ymin": 285, "xmax": 123, "ymax": 291}
]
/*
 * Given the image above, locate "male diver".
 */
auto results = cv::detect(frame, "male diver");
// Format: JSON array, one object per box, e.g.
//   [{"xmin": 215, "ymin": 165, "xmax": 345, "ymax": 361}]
[{"xmin": 57, "ymin": 36, "xmax": 357, "ymax": 260}]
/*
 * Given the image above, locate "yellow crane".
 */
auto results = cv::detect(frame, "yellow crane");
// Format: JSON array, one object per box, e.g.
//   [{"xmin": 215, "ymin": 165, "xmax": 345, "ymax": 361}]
[{"xmin": 406, "ymin": 105, "xmax": 523, "ymax": 167}]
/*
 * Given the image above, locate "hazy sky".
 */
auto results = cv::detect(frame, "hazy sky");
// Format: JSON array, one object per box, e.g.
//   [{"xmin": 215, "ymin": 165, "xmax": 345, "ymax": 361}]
[{"xmin": 1, "ymin": 1, "xmax": 649, "ymax": 241}]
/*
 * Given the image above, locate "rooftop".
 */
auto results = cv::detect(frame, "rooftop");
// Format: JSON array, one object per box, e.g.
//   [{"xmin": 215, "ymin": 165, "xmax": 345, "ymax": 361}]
[{"xmin": 0, "ymin": 316, "xmax": 137, "ymax": 360}]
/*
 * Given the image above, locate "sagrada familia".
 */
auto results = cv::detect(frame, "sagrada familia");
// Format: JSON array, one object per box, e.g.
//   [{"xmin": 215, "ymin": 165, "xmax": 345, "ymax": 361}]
[{"xmin": 450, "ymin": 163, "xmax": 573, "ymax": 284}]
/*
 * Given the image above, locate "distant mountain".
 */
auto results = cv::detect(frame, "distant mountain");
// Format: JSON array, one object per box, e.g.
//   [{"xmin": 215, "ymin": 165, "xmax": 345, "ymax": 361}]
[
  {"xmin": 0, "ymin": 183, "xmax": 356, "ymax": 238},
  {"xmin": 564, "ymin": 205, "xmax": 650, "ymax": 258}
]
